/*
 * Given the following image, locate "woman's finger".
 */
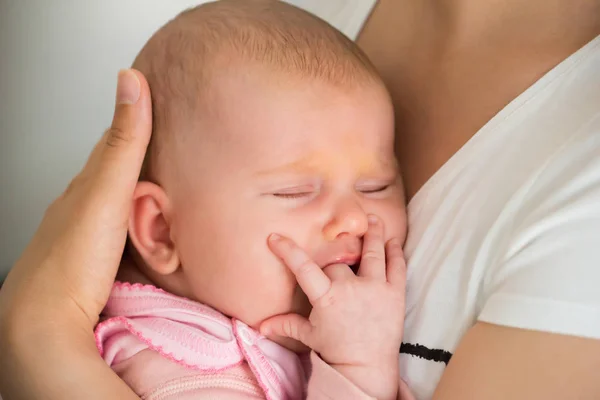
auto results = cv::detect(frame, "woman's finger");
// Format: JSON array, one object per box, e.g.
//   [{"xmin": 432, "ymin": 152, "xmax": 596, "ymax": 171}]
[
  {"xmin": 386, "ymin": 237, "xmax": 406, "ymax": 288},
  {"xmin": 268, "ymin": 234, "xmax": 331, "ymax": 303},
  {"xmin": 357, "ymin": 214, "xmax": 387, "ymax": 280}
]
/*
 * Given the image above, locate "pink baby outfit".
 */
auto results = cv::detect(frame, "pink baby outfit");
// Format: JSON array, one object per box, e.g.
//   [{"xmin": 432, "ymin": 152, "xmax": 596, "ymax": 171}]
[{"xmin": 95, "ymin": 282, "xmax": 378, "ymax": 400}]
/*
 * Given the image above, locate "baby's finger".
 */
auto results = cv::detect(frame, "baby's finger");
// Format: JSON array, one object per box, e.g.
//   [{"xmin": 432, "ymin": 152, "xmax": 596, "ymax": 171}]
[
  {"xmin": 268, "ymin": 234, "xmax": 331, "ymax": 303},
  {"xmin": 386, "ymin": 237, "xmax": 406, "ymax": 288},
  {"xmin": 357, "ymin": 214, "xmax": 386, "ymax": 280},
  {"xmin": 260, "ymin": 314, "xmax": 314, "ymax": 349},
  {"xmin": 322, "ymin": 263, "xmax": 355, "ymax": 281}
]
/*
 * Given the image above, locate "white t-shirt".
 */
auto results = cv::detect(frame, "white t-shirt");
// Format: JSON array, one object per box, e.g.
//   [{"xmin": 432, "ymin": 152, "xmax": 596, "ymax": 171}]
[{"xmin": 288, "ymin": 1, "xmax": 600, "ymax": 398}]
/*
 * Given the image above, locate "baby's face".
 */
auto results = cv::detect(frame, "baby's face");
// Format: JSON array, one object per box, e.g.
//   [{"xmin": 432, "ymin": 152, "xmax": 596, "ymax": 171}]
[{"xmin": 162, "ymin": 68, "xmax": 406, "ymax": 340}]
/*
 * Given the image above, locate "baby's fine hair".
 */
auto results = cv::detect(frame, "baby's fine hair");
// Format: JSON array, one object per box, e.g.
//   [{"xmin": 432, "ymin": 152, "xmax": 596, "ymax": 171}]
[{"xmin": 133, "ymin": 0, "xmax": 382, "ymax": 180}]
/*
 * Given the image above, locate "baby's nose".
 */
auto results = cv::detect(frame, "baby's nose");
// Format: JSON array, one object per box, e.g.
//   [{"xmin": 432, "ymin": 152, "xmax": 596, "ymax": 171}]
[{"xmin": 322, "ymin": 198, "xmax": 368, "ymax": 241}]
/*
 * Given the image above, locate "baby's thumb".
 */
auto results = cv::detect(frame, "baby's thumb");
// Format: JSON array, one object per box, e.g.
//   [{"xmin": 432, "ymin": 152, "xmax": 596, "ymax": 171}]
[{"xmin": 260, "ymin": 314, "xmax": 313, "ymax": 347}]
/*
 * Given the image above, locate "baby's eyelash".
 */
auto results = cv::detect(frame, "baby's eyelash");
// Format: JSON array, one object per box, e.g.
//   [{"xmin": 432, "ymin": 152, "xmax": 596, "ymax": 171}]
[
  {"xmin": 272, "ymin": 192, "xmax": 312, "ymax": 199},
  {"xmin": 360, "ymin": 184, "xmax": 390, "ymax": 193}
]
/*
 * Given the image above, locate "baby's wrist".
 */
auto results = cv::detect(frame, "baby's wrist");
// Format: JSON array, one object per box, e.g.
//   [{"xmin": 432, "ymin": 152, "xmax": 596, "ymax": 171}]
[{"xmin": 332, "ymin": 361, "xmax": 399, "ymax": 400}]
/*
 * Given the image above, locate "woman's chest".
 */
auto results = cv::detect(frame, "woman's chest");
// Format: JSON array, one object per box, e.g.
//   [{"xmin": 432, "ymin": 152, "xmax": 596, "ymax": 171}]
[{"xmin": 355, "ymin": 0, "xmax": 562, "ymax": 200}]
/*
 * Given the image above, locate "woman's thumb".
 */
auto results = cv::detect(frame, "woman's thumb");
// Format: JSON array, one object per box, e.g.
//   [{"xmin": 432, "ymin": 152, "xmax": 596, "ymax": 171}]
[
  {"xmin": 83, "ymin": 69, "xmax": 152, "ymax": 195},
  {"xmin": 260, "ymin": 314, "xmax": 313, "ymax": 346},
  {"xmin": 107, "ymin": 68, "xmax": 151, "ymax": 151}
]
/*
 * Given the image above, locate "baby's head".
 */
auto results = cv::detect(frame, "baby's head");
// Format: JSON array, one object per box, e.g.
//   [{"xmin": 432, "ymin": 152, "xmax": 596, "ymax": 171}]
[{"xmin": 127, "ymin": 0, "xmax": 407, "ymax": 349}]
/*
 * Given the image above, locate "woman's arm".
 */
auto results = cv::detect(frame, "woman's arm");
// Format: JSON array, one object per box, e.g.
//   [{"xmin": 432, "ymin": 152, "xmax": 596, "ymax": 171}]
[
  {"xmin": 1, "ymin": 320, "xmax": 139, "ymax": 400},
  {"xmin": 433, "ymin": 323, "xmax": 600, "ymax": 399},
  {"xmin": 0, "ymin": 69, "xmax": 150, "ymax": 399}
]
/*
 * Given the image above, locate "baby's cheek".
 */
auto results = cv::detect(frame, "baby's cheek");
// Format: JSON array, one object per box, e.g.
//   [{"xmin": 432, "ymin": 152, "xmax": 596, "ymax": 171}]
[{"xmin": 252, "ymin": 261, "xmax": 300, "ymax": 302}]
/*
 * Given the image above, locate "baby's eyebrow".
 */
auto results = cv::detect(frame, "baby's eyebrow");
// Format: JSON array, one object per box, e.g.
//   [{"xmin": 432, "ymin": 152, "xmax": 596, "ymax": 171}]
[
  {"xmin": 254, "ymin": 156, "xmax": 319, "ymax": 177},
  {"xmin": 253, "ymin": 153, "xmax": 398, "ymax": 177}
]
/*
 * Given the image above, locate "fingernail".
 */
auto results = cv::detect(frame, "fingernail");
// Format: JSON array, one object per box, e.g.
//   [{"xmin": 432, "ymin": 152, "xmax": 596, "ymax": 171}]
[
  {"xmin": 269, "ymin": 233, "xmax": 282, "ymax": 242},
  {"xmin": 368, "ymin": 214, "xmax": 378, "ymax": 225},
  {"xmin": 116, "ymin": 69, "xmax": 140, "ymax": 105},
  {"xmin": 261, "ymin": 326, "xmax": 271, "ymax": 336}
]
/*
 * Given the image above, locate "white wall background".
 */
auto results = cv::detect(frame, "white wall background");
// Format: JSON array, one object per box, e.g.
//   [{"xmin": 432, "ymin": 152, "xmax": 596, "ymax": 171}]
[{"xmin": 0, "ymin": 1, "xmax": 211, "ymax": 277}]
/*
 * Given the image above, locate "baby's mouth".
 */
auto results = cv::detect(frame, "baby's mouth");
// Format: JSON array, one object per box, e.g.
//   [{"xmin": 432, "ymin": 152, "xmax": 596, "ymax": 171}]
[
  {"xmin": 319, "ymin": 260, "xmax": 360, "ymax": 275},
  {"xmin": 314, "ymin": 242, "xmax": 362, "ymax": 275},
  {"xmin": 327, "ymin": 254, "xmax": 362, "ymax": 275}
]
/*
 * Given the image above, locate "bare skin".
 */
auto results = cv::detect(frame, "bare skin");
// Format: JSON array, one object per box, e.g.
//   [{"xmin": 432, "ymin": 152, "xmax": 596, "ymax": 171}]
[
  {"xmin": 358, "ymin": 0, "xmax": 600, "ymax": 200},
  {"xmin": 357, "ymin": 0, "xmax": 600, "ymax": 398}
]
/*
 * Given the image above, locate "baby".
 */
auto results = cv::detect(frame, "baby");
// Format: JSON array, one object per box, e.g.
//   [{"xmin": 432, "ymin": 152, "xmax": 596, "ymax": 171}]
[{"xmin": 95, "ymin": 1, "xmax": 409, "ymax": 399}]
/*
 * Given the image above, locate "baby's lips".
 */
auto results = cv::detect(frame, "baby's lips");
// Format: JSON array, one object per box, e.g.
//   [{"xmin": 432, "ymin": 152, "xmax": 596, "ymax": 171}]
[
  {"xmin": 312, "ymin": 237, "xmax": 362, "ymax": 269},
  {"xmin": 321, "ymin": 255, "xmax": 361, "ymax": 275},
  {"xmin": 329, "ymin": 254, "xmax": 361, "ymax": 267}
]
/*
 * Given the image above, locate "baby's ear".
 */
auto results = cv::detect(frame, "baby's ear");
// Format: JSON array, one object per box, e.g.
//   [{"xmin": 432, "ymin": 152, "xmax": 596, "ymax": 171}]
[{"xmin": 128, "ymin": 181, "xmax": 180, "ymax": 276}]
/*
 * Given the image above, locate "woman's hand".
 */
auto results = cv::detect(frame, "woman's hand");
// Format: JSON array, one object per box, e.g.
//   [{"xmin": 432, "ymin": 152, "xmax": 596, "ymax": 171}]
[
  {"xmin": 262, "ymin": 215, "xmax": 407, "ymax": 400},
  {"xmin": 0, "ymin": 69, "xmax": 151, "ymax": 400}
]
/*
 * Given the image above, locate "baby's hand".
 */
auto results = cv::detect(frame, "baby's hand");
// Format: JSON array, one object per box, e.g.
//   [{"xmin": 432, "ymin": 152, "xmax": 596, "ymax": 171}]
[{"xmin": 261, "ymin": 215, "xmax": 406, "ymax": 400}]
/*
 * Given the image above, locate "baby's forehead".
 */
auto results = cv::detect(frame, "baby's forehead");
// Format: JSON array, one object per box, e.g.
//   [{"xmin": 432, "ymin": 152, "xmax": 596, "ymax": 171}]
[
  {"xmin": 189, "ymin": 80, "xmax": 392, "ymax": 164},
  {"xmin": 136, "ymin": 0, "xmax": 386, "ymax": 181}
]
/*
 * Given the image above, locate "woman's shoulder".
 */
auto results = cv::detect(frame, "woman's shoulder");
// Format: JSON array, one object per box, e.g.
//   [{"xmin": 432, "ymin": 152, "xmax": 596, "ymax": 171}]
[{"xmin": 282, "ymin": 0, "xmax": 377, "ymax": 40}]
